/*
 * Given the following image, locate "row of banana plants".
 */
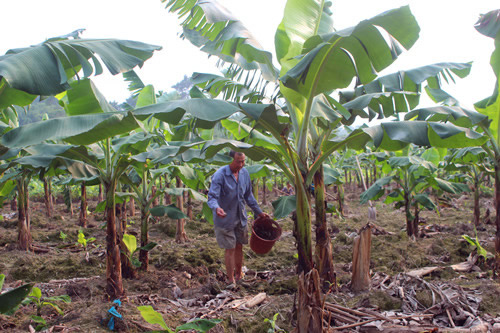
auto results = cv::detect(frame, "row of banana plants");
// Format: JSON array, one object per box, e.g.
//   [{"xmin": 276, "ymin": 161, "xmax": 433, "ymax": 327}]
[
  {"xmin": 163, "ymin": 1, "xmax": 500, "ymax": 331},
  {"xmin": 1, "ymin": 3, "xmax": 500, "ymax": 332}
]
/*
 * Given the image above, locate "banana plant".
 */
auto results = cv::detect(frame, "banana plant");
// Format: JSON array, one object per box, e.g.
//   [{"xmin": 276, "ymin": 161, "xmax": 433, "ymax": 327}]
[
  {"xmin": 473, "ymin": 9, "xmax": 500, "ymax": 277},
  {"xmin": 164, "ymin": 1, "xmax": 487, "ymax": 329},
  {"xmin": 324, "ymin": 158, "xmax": 347, "ymax": 218},
  {"xmin": 120, "ymin": 160, "xmax": 188, "ymax": 270},
  {"xmin": 22, "ymin": 286, "xmax": 71, "ymax": 331},
  {"xmin": 246, "ymin": 163, "xmax": 280, "ymax": 205},
  {"xmin": 0, "ymin": 274, "xmax": 33, "ymax": 315},
  {"xmin": 0, "ymin": 30, "xmax": 161, "ymax": 109},
  {"xmin": 0, "ymin": 153, "xmax": 63, "ymax": 251},
  {"xmin": 138, "ymin": 305, "xmax": 222, "ymax": 332},
  {"xmin": 404, "ymin": 9, "xmax": 500, "ymax": 275},
  {"xmin": 445, "ymin": 147, "xmax": 493, "ymax": 227},
  {"xmin": 360, "ymin": 148, "xmax": 470, "ymax": 239}
]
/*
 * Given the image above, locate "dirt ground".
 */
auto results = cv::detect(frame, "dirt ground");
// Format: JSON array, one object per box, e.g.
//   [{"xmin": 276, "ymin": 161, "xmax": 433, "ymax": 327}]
[{"xmin": 0, "ymin": 185, "xmax": 499, "ymax": 332}]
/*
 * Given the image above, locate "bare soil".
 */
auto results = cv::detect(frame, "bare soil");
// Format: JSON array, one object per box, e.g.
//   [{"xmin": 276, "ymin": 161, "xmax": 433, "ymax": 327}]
[{"xmin": 0, "ymin": 185, "xmax": 499, "ymax": 332}]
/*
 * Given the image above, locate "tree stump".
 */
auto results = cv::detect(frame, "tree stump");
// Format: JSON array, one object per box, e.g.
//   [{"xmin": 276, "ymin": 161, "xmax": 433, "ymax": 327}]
[
  {"xmin": 351, "ymin": 223, "xmax": 372, "ymax": 292},
  {"xmin": 296, "ymin": 269, "xmax": 323, "ymax": 333}
]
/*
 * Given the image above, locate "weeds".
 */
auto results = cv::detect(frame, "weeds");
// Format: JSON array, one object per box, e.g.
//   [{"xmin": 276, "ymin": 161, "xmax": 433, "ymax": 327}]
[{"xmin": 22, "ymin": 286, "xmax": 71, "ymax": 331}]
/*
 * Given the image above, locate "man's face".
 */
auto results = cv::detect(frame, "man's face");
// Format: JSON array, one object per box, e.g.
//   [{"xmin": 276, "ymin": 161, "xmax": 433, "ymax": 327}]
[{"xmin": 231, "ymin": 153, "xmax": 246, "ymax": 172}]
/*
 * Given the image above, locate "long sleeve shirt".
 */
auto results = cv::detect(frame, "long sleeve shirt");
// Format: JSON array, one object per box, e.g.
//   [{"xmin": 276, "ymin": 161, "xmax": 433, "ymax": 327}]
[{"xmin": 207, "ymin": 165, "xmax": 262, "ymax": 228}]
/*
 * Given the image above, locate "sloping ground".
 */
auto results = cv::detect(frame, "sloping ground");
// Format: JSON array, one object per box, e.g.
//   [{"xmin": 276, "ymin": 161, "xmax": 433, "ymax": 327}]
[{"xmin": 0, "ymin": 187, "xmax": 499, "ymax": 332}]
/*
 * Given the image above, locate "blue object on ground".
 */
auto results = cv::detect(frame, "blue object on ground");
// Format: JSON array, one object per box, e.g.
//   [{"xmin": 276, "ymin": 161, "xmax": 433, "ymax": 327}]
[{"xmin": 107, "ymin": 299, "xmax": 123, "ymax": 330}]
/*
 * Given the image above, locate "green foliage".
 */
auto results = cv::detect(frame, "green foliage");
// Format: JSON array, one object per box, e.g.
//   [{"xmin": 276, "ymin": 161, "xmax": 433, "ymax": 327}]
[
  {"xmin": 0, "ymin": 274, "xmax": 34, "ymax": 315},
  {"xmin": 138, "ymin": 305, "xmax": 172, "ymax": 331},
  {"xmin": 63, "ymin": 185, "xmax": 72, "ymax": 212},
  {"xmin": 22, "ymin": 286, "xmax": 71, "ymax": 331},
  {"xmin": 462, "ymin": 231, "xmax": 492, "ymax": 260},
  {"xmin": 150, "ymin": 204, "xmax": 188, "ymax": 219},
  {"xmin": 264, "ymin": 313, "xmax": 285, "ymax": 333},
  {"xmin": 175, "ymin": 318, "xmax": 223, "ymax": 332},
  {"xmin": 26, "ymin": 180, "xmax": 100, "ymax": 202},
  {"xmin": 76, "ymin": 230, "xmax": 95, "ymax": 250},
  {"xmin": 59, "ymin": 231, "xmax": 67, "ymax": 242},
  {"xmin": 138, "ymin": 305, "xmax": 221, "ymax": 332},
  {"xmin": 16, "ymin": 97, "xmax": 66, "ymax": 125},
  {"xmin": 122, "ymin": 234, "xmax": 157, "ymax": 268},
  {"xmin": 272, "ymin": 195, "xmax": 296, "ymax": 219}
]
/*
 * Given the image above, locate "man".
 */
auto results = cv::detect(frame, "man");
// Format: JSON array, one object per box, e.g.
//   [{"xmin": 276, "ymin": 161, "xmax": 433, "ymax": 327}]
[{"xmin": 207, "ymin": 150, "xmax": 268, "ymax": 286}]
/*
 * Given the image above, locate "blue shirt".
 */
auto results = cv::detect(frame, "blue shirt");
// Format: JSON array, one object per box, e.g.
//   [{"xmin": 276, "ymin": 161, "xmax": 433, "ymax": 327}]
[{"xmin": 207, "ymin": 165, "xmax": 262, "ymax": 228}]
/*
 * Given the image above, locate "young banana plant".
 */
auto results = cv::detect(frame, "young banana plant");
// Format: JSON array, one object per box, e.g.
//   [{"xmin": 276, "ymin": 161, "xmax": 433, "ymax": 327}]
[{"xmin": 360, "ymin": 148, "xmax": 470, "ymax": 240}]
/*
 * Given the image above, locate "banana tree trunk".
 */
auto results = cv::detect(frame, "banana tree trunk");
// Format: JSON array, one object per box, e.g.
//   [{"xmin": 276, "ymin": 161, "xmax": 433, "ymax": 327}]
[
  {"xmin": 119, "ymin": 185, "xmax": 128, "ymax": 232},
  {"xmin": 262, "ymin": 177, "xmax": 267, "ymax": 205},
  {"xmin": 43, "ymin": 177, "xmax": 53, "ymax": 218},
  {"xmin": 338, "ymin": 184, "xmax": 345, "ymax": 217},
  {"xmin": 313, "ymin": 167, "xmax": 336, "ymax": 288},
  {"xmin": 164, "ymin": 176, "xmax": 171, "ymax": 205},
  {"xmin": 11, "ymin": 194, "xmax": 17, "ymax": 211},
  {"xmin": 404, "ymin": 191, "xmax": 413, "ymax": 238},
  {"xmin": 139, "ymin": 205, "xmax": 149, "ymax": 271},
  {"xmin": 120, "ymin": 200, "xmax": 128, "ymax": 233},
  {"xmin": 288, "ymin": 169, "xmax": 321, "ymax": 331},
  {"xmin": 48, "ymin": 179, "xmax": 54, "ymax": 215},
  {"xmin": 151, "ymin": 185, "xmax": 160, "ymax": 224},
  {"xmin": 294, "ymin": 182, "xmax": 313, "ymax": 273},
  {"xmin": 175, "ymin": 176, "xmax": 188, "ymax": 243},
  {"xmin": 473, "ymin": 174, "xmax": 481, "ymax": 227},
  {"xmin": 17, "ymin": 177, "xmax": 32, "ymax": 251},
  {"xmin": 412, "ymin": 206, "xmax": 420, "ymax": 239},
  {"xmin": 296, "ymin": 269, "xmax": 323, "ymax": 332},
  {"xmin": 494, "ymin": 166, "xmax": 500, "ymax": 279},
  {"xmin": 104, "ymin": 179, "xmax": 124, "ymax": 299},
  {"xmin": 187, "ymin": 194, "xmax": 193, "ymax": 220},
  {"xmin": 152, "ymin": 185, "xmax": 159, "ymax": 207},
  {"xmin": 98, "ymin": 184, "xmax": 104, "ymax": 202},
  {"xmin": 79, "ymin": 182, "xmax": 87, "ymax": 228},
  {"xmin": 273, "ymin": 175, "xmax": 278, "ymax": 196},
  {"xmin": 129, "ymin": 197, "xmax": 136, "ymax": 217},
  {"xmin": 252, "ymin": 179, "xmax": 259, "ymax": 202},
  {"xmin": 66, "ymin": 185, "xmax": 73, "ymax": 216},
  {"xmin": 158, "ymin": 176, "xmax": 164, "ymax": 205}
]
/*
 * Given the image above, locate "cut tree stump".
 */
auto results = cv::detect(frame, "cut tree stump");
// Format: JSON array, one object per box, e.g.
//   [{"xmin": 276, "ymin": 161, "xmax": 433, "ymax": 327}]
[{"xmin": 351, "ymin": 223, "xmax": 372, "ymax": 292}]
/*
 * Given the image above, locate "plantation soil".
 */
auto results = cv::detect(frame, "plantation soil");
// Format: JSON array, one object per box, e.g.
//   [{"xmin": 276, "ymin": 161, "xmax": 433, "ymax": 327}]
[{"xmin": 0, "ymin": 186, "xmax": 499, "ymax": 332}]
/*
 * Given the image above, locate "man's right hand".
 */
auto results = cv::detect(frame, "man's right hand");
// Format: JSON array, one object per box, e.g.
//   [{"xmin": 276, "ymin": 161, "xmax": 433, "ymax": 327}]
[{"xmin": 216, "ymin": 207, "xmax": 227, "ymax": 217}]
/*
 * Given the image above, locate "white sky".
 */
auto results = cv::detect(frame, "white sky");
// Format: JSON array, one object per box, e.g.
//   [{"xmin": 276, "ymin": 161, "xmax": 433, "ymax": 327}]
[{"xmin": 1, "ymin": 0, "xmax": 498, "ymax": 109}]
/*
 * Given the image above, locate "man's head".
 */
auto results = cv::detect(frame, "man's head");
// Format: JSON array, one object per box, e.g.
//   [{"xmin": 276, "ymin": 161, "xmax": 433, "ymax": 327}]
[{"xmin": 229, "ymin": 150, "xmax": 246, "ymax": 173}]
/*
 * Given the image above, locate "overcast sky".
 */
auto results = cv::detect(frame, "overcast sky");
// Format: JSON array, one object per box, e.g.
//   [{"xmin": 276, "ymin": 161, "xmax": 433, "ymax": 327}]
[{"xmin": 1, "ymin": 0, "xmax": 498, "ymax": 109}]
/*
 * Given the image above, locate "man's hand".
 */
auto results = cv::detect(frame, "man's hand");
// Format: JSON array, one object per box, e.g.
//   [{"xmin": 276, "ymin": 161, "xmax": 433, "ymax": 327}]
[
  {"xmin": 216, "ymin": 207, "xmax": 227, "ymax": 217},
  {"xmin": 258, "ymin": 212, "xmax": 270, "ymax": 219}
]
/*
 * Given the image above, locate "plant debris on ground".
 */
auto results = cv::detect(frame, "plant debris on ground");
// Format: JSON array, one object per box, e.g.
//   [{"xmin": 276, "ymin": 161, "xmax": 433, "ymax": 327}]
[{"xmin": 0, "ymin": 187, "xmax": 499, "ymax": 332}]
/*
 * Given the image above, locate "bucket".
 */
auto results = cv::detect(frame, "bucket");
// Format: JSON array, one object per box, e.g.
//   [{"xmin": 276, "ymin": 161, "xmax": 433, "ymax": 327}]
[{"xmin": 250, "ymin": 217, "xmax": 282, "ymax": 254}]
